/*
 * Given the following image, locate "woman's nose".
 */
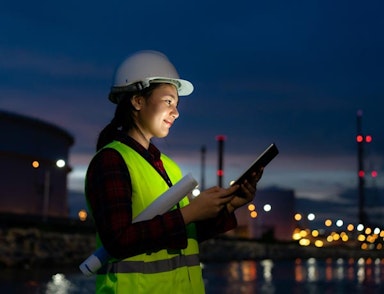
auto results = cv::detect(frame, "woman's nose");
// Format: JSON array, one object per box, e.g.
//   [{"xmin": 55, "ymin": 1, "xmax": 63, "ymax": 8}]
[{"xmin": 172, "ymin": 106, "xmax": 179, "ymax": 119}]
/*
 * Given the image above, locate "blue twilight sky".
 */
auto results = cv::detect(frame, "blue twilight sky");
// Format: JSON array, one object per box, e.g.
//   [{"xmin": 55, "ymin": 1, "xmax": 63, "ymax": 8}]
[{"xmin": 1, "ymin": 1, "xmax": 384, "ymax": 224}]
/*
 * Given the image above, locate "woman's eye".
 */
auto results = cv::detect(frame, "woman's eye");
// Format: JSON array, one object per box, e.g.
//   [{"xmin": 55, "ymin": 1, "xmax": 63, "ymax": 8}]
[{"xmin": 165, "ymin": 100, "xmax": 172, "ymax": 105}]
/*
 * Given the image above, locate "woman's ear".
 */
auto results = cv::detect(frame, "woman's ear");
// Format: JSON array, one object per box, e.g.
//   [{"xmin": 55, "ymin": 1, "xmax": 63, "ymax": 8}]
[{"xmin": 131, "ymin": 95, "xmax": 143, "ymax": 111}]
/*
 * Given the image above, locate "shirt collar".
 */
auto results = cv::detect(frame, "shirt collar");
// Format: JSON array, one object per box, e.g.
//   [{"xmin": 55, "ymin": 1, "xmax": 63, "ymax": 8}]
[{"xmin": 115, "ymin": 131, "xmax": 161, "ymax": 161}]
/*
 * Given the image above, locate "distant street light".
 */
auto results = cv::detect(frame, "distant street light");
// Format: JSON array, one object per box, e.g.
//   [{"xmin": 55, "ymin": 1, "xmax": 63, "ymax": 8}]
[
  {"xmin": 294, "ymin": 213, "xmax": 302, "ymax": 221},
  {"xmin": 336, "ymin": 219, "xmax": 343, "ymax": 227},
  {"xmin": 33, "ymin": 159, "xmax": 66, "ymax": 221},
  {"xmin": 307, "ymin": 213, "xmax": 315, "ymax": 221},
  {"xmin": 78, "ymin": 209, "xmax": 88, "ymax": 221},
  {"xmin": 263, "ymin": 204, "xmax": 271, "ymax": 212}
]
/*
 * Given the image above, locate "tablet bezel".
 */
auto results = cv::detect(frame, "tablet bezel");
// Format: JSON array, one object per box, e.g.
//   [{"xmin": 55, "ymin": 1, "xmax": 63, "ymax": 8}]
[{"xmin": 232, "ymin": 143, "xmax": 279, "ymax": 186}]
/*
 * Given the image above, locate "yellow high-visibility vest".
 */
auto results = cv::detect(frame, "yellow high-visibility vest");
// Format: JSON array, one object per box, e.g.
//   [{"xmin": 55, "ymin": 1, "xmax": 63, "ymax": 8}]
[{"xmin": 92, "ymin": 141, "xmax": 205, "ymax": 293}]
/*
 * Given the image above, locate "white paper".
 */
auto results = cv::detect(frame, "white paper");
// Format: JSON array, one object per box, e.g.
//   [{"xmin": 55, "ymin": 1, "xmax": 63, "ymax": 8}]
[{"xmin": 133, "ymin": 173, "xmax": 198, "ymax": 222}]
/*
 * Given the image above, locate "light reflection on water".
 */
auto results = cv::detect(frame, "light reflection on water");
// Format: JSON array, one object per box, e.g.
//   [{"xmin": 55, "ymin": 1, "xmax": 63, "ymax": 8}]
[
  {"xmin": 46, "ymin": 273, "xmax": 72, "ymax": 293},
  {"xmin": 1, "ymin": 258, "xmax": 384, "ymax": 293},
  {"xmin": 203, "ymin": 257, "xmax": 384, "ymax": 293}
]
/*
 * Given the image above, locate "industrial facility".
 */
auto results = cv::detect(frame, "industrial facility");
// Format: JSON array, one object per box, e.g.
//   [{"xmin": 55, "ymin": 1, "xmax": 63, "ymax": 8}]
[{"xmin": 0, "ymin": 110, "xmax": 74, "ymax": 219}]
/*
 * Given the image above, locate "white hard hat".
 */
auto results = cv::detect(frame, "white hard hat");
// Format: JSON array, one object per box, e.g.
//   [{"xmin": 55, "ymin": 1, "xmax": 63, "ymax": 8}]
[{"xmin": 109, "ymin": 50, "xmax": 194, "ymax": 103}]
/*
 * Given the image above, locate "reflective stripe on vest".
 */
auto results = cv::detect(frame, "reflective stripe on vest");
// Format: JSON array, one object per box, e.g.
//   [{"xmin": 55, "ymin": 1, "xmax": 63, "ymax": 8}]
[{"xmin": 98, "ymin": 253, "xmax": 200, "ymax": 274}]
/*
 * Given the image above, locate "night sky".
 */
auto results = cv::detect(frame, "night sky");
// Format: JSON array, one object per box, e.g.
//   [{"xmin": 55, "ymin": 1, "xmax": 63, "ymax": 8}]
[{"xmin": 1, "ymin": 1, "xmax": 383, "ymax": 225}]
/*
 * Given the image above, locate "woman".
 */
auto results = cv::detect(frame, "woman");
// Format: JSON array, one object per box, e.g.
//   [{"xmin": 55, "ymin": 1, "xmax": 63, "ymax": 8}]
[{"xmin": 85, "ymin": 50, "xmax": 262, "ymax": 293}]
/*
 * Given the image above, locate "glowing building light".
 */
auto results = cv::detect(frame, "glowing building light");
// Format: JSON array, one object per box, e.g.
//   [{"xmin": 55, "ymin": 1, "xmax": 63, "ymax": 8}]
[
  {"xmin": 314, "ymin": 240, "xmax": 324, "ymax": 248},
  {"xmin": 333, "ymin": 233, "xmax": 340, "ymax": 241},
  {"xmin": 292, "ymin": 228, "xmax": 302, "ymax": 240},
  {"xmin": 56, "ymin": 159, "xmax": 66, "ymax": 168},
  {"xmin": 336, "ymin": 220, "xmax": 343, "ymax": 227},
  {"xmin": 347, "ymin": 224, "xmax": 354, "ymax": 231},
  {"xmin": 307, "ymin": 213, "xmax": 315, "ymax": 221},
  {"xmin": 263, "ymin": 204, "xmax": 271, "ymax": 212},
  {"xmin": 299, "ymin": 238, "xmax": 310, "ymax": 246},
  {"xmin": 325, "ymin": 219, "xmax": 332, "ymax": 227},
  {"xmin": 300, "ymin": 230, "xmax": 308, "ymax": 237},
  {"xmin": 357, "ymin": 224, "xmax": 364, "ymax": 231},
  {"xmin": 357, "ymin": 234, "xmax": 366, "ymax": 242},
  {"xmin": 292, "ymin": 233, "xmax": 301, "ymax": 241},
  {"xmin": 250, "ymin": 211, "xmax": 258, "ymax": 218},
  {"xmin": 248, "ymin": 204, "xmax": 255, "ymax": 211},
  {"xmin": 32, "ymin": 159, "xmax": 66, "ymax": 169},
  {"xmin": 312, "ymin": 230, "xmax": 319, "ymax": 237},
  {"xmin": 78, "ymin": 209, "xmax": 88, "ymax": 221},
  {"xmin": 294, "ymin": 213, "xmax": 302, "ymax": 221}
]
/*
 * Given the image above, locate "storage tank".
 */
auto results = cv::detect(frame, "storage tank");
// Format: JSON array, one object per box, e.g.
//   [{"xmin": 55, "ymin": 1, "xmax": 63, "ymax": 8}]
[{"xmin": 0, "ymin": 110, "xmax": 74, "ymax": 218}]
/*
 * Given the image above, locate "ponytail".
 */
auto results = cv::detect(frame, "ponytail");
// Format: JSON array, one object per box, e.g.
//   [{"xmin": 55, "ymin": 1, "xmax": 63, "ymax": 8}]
[
  {"xmin": 96, "ymin": 94, "xmax": 135, "ymax": 151},
  {"xmin": 96, "ymin": 83, "xmax": 163, "ymax": 151}
]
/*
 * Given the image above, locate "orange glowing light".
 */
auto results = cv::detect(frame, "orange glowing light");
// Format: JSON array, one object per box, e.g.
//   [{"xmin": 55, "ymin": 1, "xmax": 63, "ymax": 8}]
[
  {"xmin": 294, "ymin": 213, "xmax": 302, "ymax": 221},
  {"xmin": 78, "ymin": 209, "xmax": 88, "ymax": 221}
]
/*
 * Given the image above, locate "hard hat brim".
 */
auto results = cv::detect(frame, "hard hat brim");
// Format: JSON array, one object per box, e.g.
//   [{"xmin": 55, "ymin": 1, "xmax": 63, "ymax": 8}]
[
  {"xmin": 148, "ymin": 77, "xmax": 194, "ymax": 96},
  {"xmin": 109, "ymin": 77, "xmax": 194, "ymax": 104}
]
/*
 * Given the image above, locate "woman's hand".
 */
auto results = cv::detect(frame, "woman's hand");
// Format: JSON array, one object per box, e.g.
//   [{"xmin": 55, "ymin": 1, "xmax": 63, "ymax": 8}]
[
  {"xmin": 227, "ymin": 168, "xmax": 264, "ymax": 213},
  {"xmin": 181, "ymin": 185, "xmax": 239, "ymax": 224}
]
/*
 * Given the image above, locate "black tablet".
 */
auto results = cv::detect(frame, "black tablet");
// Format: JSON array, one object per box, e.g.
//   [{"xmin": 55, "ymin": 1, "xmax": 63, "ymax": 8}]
[{"xmin": 232, "ymin": 143, "xmax": 279, "ymax": 186}]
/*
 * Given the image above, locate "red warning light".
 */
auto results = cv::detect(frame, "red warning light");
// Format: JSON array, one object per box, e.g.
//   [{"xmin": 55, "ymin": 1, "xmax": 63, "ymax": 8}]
[
  {"xmin": 365, "ymin": 135, "xmax": 372, "ymax": 143},
  {"xmin": 356, "ymin": 135, "xmax": 364, "ymax": 143},
  {"xmin": 371, "ymin": 170, "xmax": 378, "ymax": 178},
  {"xmin": 217, "ymin": 169, "xmax": 224, "ymax": 176},
  {"xmin": 358, "ymin": 170, "xmax": 365, "ymax": 178},
  {"xmin": 216, "ymin": 135, "xmax": 226, "ymax": 141}
]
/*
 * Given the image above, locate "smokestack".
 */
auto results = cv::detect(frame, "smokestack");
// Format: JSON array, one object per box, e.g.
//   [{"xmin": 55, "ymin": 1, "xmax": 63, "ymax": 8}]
[
  {"xmin": 216, "ymin": 135, "xmax": 226, "ymax": 187},
  {"xmin": 356, "ymin": 109, "xmax": 366, "ymax": 225}
]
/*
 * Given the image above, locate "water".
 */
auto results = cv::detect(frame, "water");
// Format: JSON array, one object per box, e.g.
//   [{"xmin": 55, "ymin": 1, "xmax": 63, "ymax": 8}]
[
  {"xmin": 1, "ymin": 257, "xmax": 383, "ymax": 293},
  {"xmin": 203, "ymin": 258, "xmax": 384, "ymax": 293}
]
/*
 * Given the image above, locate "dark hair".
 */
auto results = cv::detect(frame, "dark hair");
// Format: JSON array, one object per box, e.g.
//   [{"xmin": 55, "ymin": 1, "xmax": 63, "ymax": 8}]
[{"xmin": 96, "ymin": 83, "xmax": 161, "ymax": 151}]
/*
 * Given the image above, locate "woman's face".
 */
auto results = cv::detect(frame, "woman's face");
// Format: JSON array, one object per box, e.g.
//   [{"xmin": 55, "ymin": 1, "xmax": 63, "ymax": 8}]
[{"xmin": 135, "ymin": 83, "xmax": 180, "ymax": 140}]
